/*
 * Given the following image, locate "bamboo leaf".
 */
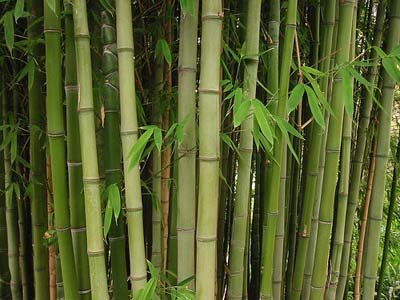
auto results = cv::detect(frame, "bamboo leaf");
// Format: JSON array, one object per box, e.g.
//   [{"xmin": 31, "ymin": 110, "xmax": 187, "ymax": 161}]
[
  {"xmin": 103, "ymin": 205, "xmax": 112, "ymax": 238},
  {"xmin": 147, "ymin": 260, "xmax": 159, "ymax": 279},
  {"xmin": 303, "ymin": 70, "xmax": 334, "ymax": 116},
  {"xmin": 13, "ymin": 182, "xmax": 20, "ymax": 201},
  {"xmin": 154, "ymin": 127, "xmax": 162, "ymax": 152},
  {"xmin": 288, "ymin": 84, "xmax": 305, "ymax": 113},
  {"xmin": 2, "ymin": 11, "xmax": 14, "ymax": 53},
  {"xmin": 253, "ymin": 99, "xmax": 274, "ymax": 145},
  {"xmin": 304, "ymin": 85, "xmax": 324, "ymax": 127},
  {"xmin": 46, "ymin": 0, "xmax": 57, "ymax": 16},
  {"xmin": 128, "ymin": 128, "xmax": 154, "ymax": 170},
  {"xmin": 233, "ymin": 87, "xmax": 243, "ymax": 114},
  {"xmin": 14, "ymin": 0, "xmax": 24, "ymax": 22},
  {"xmin": 108, "ymin": 184, "xmax": 121, "ymax": 222},
  {"xmin": 180, "ymin": 0, "xmax": 195, "ymax": 16},
  {"xmin": 10, "ymin": 132, "xmax": 17, "ymax": 163},
  {"xmin": 233, "ymin": 99, "xmax": 251, "ymax": 128},
  {"xmin": 382, "ymin": 57, "xmax": 400, "ymax": 82},
  {"xmin": 300, "ymin": 65, "xmax": 324, "ymax": 76},
  {"xmin": 342, "ymin": 68, "xmax": 354, "ymax": 116},
  {"xmin": 275, "ymin": 116, "xmax": 304, "ymax": 140},
  {"xmin": 155, "ymin": 39, "xmax": 172, "ymax": 66},
  {"xmin": 275, "ymin": 118, "xmax": 299, "ymax": 163}
]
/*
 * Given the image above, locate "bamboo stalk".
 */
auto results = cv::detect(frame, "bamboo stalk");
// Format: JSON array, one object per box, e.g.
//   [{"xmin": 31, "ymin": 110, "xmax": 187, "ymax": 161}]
[
  {"xmin": 260, "ymin": 0, "xmax": 297, "ymax": 298},
  {"xmin": 46, "ymin": 158, "xmax": 57, "ymax": 300},
  {"xmin": 64, "ymin": 1, "xmax": 91, "ymax": 298},
  {"xmin": 289, "ymin": 1, "xmax": 336, "ymax": 298},
  {"xmin": 376, "ymin": 128, "xmax": 400, "ymax": 299},
  {"xmin": 176, "ymin": 0, "xmax": 199, "ymax": 286},
  {"xmin": 44, "ymin": 0, "xmax": 79, "ymax": 298},
  {"xmin": 0, "ymin": 74, "xmax": 10, "ymax": 299},
  {"xmin": 362, "ymin": 1, "xmax": 400, "ymax": 298},
  {"xmin": 227, "ymin": 0, "xmax": 262, "ymax": 298},
  {"xmin": 101, "ymin": 8, "xmax": 129, "ymax": 299},
  {"xmin": 151, "ymin": 55, "xmax": 164, "ymax": 272},
  {"xmin": 337, "ymin": 1, "xmax": 387, "ymax": 297},
  {"xmin": 196, "ymin": 1, "xmax": 223, "ymax": 298},
  {"xmin": 27, "ymin": 1, "xmax": 49, "ymax": 298},
  {"xmin": 309, "ymin": 1, "xmax": 355, "ymax": 298},
  {"xmin": 326, "ymin": 9, "xmax": 356, "ymax": 298},
  {"xmin": 73, "ymin": 0, "xmax": 110, "ymax": 298},
  {"xmin": 115, "ymin": 0, "xmax": 148, "ymax": 292},
  {"xmin": 3, "ymin": 70, "xmax": 21, "ymax": 300}
]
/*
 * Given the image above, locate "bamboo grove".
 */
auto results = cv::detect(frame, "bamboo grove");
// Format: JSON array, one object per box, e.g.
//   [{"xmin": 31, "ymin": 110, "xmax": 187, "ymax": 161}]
[{"xmin": 1, "ymin": 0, "xmax": 400, "ymax": 299}]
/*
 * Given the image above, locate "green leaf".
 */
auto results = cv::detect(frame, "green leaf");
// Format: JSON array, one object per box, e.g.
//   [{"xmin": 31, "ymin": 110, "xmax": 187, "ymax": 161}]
[
  {"xmin": 147, "ymin": 260, "xmax": 159, "ymax": 279},
  {"xmin": 3, "ymin": 11, "xmax": 14, "ymax": 53},
  {"xmin": 275, "ymin": 116, "xmax": 304, "ymax": 140},
  {"xmin": 373, "ymin": 46, "xmax": 387, "ymax": 59},
  {"xmin": 253, "ymin": 99, "xmax": 274, "ymax": 145},
  {"xmin": 128, "ymin": 128, "xmax": 154, "ymax": 170},
  {"xmin": 103, "ymin": 205, "xmax": 112, "ymax": 238},
  {"xmin": 135, "ymin": 278, "xmax": 157, "ymax": 300},
  {"xmin": 300, "ymin": 65, "xmax": 324, "ymax": 76},
  {"xmin": 342, "ymin": 69, "xmax": 354, "ymax": 116},
  {"xmin": 304, "ymin": 85, "xmax": 324, "ymax": 127},
  {"xmin": 180, "ymin": 0, "xmax": 195, "ymax": 15},
  {"xmin": 223, "ymin": 83, "xmax": 233, "ymax": 93},
  {"xmin": 303, "ymin": 70, "xmax": 334, "ymax": 116},
  {"xmin": 220, "ymin": 132, "xmax": 241, "ymax": 158},
  {"xmin": 233, "ymin": 99, "xmax": 251, "ymax": 127},
  {"xmin": 154, "ymin": 127, "xmax": 162, "ymax": 152},
  {"xmin": 288, "ymin": 84, "xmax": 305, "ymax": 113},
  {"xmin": 177, "ymin": 275, "xmax": 195, "ymax": 287},
  {"xmin": 175, "ymin": 123, "xmax": 184, "ymax": 143},
  {"xmin": 382, "ymin": 56, "xmax": 400, "ymax": 82},
  {"xmin": 155, "ymin": 39, "xmax": 172, "ymax": 66},
  {"xmin": 347, "ymin": 65, "xmax": 374, "ymax": 88},
  {"xmin": 46, "ymin": 0, "xmax": 57, "ymax": 15},
  {"xmin": 233, "ymin": 88, "xmax": 243, "ymax": 113},
  {"xmin": 17, "ymin": 59, "xmax": 35, "ymax": 90},
  {"xmin": 108, "ymin": 184, "xmax": 121, "ymax": 222},
  {"xmin": 14, "ymin": 0, "xmax": 25, "ymax": 22},
  {"xmin": 275, "ymin": 118, "xmax": 299, "ymax": 163},
  {"xmin": 11, "ymin": 132, "xmax": 17, "ymax": 163},
  {"xmin": 13, "ymin": 182, "xmax": 20, "ymax": 201}
]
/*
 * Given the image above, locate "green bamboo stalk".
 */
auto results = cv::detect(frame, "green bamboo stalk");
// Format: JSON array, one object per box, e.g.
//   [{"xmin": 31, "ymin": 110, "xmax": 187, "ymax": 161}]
[
  {"xmin": 55, "ymin": 252, "xmax": 64, "ymax": 299},
  {"xmin": 326, "ymin": 9, "xmax": 356, "ymax": 298},
  {"xmin": 176, "ymin": 0, "xmax": 198, "ymax": 286},
  {"xmin": 302, "ymin": 3, "xmax": 340, "ymax": 296},
  {"xmin": 0, "ymin": 74, "xmax": 10, "ymax": 299},
  {"xmin": 272, "ymin": 146, "xmax": 286, "ymax": 299},
  {"xmin": 289, "ymin": 1, "xmax": 336, "ymax": 298},
  {"xmin": 362, "ymin": 1, "xmax": 400, "ymax": 298},
  {"xmin": 3, "ymin": 75, "xmax": 21, "ymax": 300},
  {"xmin": 27, "ymin": 0, "xmax": 49, "ymax": 299},
  {"xmin": 376, "ymin": 128, "xmax": 400, "ymax": 299},
  {"xmin": 260, "ymin": 0, "xmax": 297, "ymax": 298},
  {"xmin": 44, "ymin": 0, "xmax": 79, "ymax": 298},
  {"xmin": 337, "ymin": 1, "xmax": 387, "ymax": 297},
  {"xmin": 101, "ymin": 9, "xmax": 129, "ymax": 299},
  {"xmin": 309, "ymin": 1, "xmax": 355, "ymax": 298},
  {"xmin": 227, "ymin": 0, "xmax": 262, "ymax": 298},
  {"xmin": 73, "ymin": 0, "xmax": 110, "ymax": 298},
  {"xmin": 151, "ymin": 54, "xmax": 163, "ymax": 272},
  {"xmin": 302, "ymin": 115, "xmax": 330, "ymax": 299},
  {"xmin": 326, "ymin": 113, "xmax": 353, "ymax": 300},
  {"xmin": 196, "ymin": 0, "xmax": 223, "ymax": 298},
  {"xmin": 64, "ymin": 1, "xmax": 91, "ymax": 298},
  {"xmin": 115, "ymin": 0, "xmax": 147, "ymax": 292}
]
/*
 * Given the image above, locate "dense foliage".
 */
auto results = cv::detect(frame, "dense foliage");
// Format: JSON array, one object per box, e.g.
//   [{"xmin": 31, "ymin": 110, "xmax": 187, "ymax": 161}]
[{"xmin": 0, "ymin": 0, "xmax": 400, "ymax": 299}]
